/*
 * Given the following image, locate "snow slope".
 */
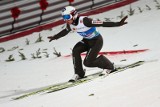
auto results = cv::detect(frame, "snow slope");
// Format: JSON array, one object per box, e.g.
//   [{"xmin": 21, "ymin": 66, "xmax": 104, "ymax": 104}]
[{"xmin": 0, "ymin": 0, "xmax": 160, "ymax": 107}]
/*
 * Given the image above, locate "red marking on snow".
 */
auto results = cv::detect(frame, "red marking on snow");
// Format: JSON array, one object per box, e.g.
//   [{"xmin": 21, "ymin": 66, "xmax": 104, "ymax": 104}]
[
  {"xmin": 64, "ymin": 49, "xmax": 149, "ymax": 57},
  {"xmin": 0, "ymin": 0, "xmax": 138, "ymax": 43}
]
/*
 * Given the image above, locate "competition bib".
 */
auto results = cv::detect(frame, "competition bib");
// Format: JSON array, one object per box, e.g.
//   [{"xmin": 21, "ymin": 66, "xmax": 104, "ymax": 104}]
[
  {"xmin": 77, "ymin": 27, "xmax": 100, "ymax": 39},
  {"xmin": 70, "ymin": 16, "xmax": 100, "ymax": 39}
]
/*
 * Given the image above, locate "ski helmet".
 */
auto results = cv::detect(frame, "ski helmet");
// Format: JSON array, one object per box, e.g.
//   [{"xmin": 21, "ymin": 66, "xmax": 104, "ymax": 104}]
[{"xmin": 61, "ymin": 6, "xmax": 78, "ymax": 21}]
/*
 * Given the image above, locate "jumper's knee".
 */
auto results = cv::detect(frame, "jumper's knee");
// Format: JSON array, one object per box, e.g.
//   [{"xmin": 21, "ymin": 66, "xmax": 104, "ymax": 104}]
[{"xmin": 83, "ymin": 59, "xmax": 92, "ymax": 67}]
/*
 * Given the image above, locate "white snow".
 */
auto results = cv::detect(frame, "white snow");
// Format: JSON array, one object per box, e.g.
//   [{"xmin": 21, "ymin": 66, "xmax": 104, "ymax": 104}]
[{"xmin": 0, "ymin": 0, "xmax": 160, "ymax": 107}]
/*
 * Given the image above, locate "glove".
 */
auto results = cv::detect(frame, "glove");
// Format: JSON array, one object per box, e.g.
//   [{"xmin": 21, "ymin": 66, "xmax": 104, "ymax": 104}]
[
  {"xmin": 47, "ymin": 36, "xmax": 56, "ymax": 42},
  {"xmin": 119, "ymin": 16, "xmax": 128, "ymax": 26}
]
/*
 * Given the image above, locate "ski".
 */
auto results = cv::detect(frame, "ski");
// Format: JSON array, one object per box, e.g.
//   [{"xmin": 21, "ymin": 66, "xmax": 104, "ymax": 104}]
[
  {"xmin": 13, "ymin": 60, "xmax": 145, "ymax": 100},
  {"xmin": 46, "ymin": 61, "xmax": 145, "ymax": 93}
]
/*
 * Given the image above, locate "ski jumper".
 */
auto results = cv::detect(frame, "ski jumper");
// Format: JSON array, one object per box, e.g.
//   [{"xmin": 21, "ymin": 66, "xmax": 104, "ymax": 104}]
[{"xmin": 52, "ymin": 16, "xmax": 122, "ymax": 78}]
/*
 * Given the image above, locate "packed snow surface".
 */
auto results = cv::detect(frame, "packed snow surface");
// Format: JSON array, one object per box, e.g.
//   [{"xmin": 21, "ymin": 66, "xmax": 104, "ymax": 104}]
[{"xmin": 0, "ymin": 0, "xmax": 160, "ymax": 107}]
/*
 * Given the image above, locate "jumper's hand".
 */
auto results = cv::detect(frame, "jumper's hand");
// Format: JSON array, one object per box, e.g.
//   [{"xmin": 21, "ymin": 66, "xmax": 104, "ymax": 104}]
[
  {"xmin": 119, "ymin": 16, "xmax": 128, "ymax": 26},
  {"xmin": 47, "ymin": 36, "xmax": 56, "ymax": 42}
]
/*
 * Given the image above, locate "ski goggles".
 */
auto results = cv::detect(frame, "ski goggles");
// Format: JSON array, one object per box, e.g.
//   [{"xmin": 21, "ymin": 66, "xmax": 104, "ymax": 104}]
[{"xmin": 62, "ymin": 14, "xmax": 72, "ymax": 20}]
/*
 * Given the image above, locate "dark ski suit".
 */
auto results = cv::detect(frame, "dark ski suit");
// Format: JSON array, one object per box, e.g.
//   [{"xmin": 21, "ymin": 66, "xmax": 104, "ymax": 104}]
[{"xmin": 48, "ymin": 16, "xmax": 127, "ymax": 78}]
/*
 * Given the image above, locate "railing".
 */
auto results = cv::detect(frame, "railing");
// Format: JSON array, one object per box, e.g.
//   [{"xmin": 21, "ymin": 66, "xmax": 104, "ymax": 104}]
[{"xmin": 0, "ymin": 0, "xmax": 122, "ymax": 38}]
